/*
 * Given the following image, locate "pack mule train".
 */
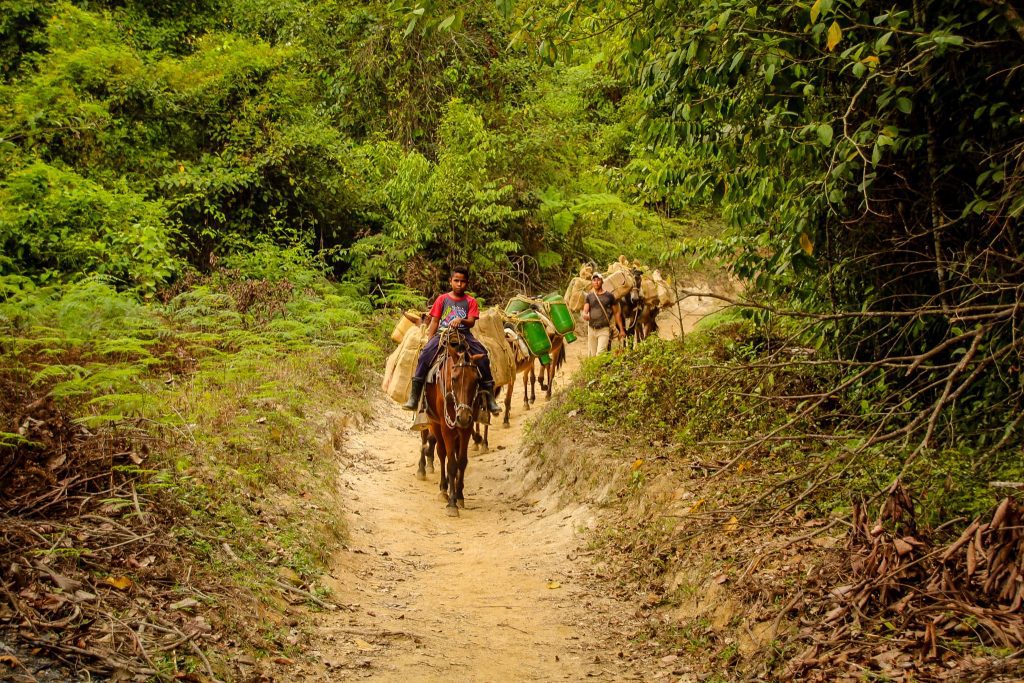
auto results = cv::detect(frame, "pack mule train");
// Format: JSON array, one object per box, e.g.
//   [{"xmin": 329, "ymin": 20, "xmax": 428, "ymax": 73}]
[
  {"xmin": 565, "ymin": 256, "xmax": 676, "ymax": 346},
  {"xmin": 383, "ymin": 260, "xmax": 661, "ymax": 514}
]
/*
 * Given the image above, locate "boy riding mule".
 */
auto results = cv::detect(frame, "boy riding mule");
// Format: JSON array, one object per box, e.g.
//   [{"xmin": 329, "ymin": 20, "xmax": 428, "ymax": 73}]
[{"xmin": 403, "ymin": 266, "xmax": 502, "ymax": 415}]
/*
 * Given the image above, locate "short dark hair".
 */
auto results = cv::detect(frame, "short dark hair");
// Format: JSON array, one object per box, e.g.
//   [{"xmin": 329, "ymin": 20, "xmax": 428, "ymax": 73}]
[{"xmin": 452, "ymin": 265, "xmax": 470, "ymax": 280}]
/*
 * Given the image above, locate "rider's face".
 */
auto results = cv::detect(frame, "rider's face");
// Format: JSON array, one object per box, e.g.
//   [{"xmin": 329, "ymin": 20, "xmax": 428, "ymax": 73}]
[{"xmin": 450, "ymin": 273, "xmax": 468, "ymax": 295}]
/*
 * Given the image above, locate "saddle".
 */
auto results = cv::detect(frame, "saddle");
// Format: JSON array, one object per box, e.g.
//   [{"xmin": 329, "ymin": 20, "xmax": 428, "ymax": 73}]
[{"xmin": 410, "ymin": 330, "xmax": 490, "ymax": 429}]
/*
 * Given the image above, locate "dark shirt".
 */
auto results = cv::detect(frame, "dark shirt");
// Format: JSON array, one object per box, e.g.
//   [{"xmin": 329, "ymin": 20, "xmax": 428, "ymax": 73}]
[{"xmin": 585, "ymin": 291, "xmax": 616, "ymax": 329}]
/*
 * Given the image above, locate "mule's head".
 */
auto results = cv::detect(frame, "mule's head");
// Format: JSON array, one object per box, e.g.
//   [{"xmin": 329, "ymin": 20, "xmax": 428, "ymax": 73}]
[
  {"xmin": 448, "ymin": 348, "xmax": 481, "ymax": 429},
  {"xmin": 439, "ymin": 330, "xmax": 479, "ymax": 430}
]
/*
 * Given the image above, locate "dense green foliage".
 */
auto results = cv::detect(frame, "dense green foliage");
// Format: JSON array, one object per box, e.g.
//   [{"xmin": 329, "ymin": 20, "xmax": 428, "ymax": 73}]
[
  {"xmin": 523, "ymin": 0, "xmax": 1024, "ymax": 455},
  {"xmin": 0, "ymin": 0, "xmax": 689, "ymax": 298},
  {"xmin": 0, "ymin": 245, "xmax": 374, "ymax": 572}
]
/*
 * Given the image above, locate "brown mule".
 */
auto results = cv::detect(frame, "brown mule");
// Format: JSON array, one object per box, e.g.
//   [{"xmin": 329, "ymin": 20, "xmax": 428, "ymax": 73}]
[{"xmin": 422, "ymin": 329, "xmax": 483, "ymax": 516}]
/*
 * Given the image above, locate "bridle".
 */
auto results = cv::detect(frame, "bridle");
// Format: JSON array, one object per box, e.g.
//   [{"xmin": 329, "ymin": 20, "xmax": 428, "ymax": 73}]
[{"xmin": 437, "ymin": 327, "xmax": 479, "ymax": 429}]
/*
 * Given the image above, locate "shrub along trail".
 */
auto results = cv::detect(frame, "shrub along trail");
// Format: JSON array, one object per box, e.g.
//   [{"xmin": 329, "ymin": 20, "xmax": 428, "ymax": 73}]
[{"xmin": 293, "ymin": 299, "xmax": 722, "ymax": 681}]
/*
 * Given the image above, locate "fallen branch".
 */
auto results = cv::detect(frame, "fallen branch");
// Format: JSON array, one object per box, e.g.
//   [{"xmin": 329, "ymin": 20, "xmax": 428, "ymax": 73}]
[{"xmin": 272, "ymin": 578, "xmax": 337, "ymax": 610}]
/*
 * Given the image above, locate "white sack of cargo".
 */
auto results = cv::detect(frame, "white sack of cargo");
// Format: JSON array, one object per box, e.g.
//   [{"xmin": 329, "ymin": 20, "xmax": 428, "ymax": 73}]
[
  {"xmin": 473, "ymin": 308, "xmax": 517, "ymax": 388},
  {"xmin": 385, "ymin": 326, "xmax": 426, "ymax": 403},
  {"xmin": 640, "ymin": 275, "xmax": 659, "ymax": 305},
  {"xmin": 604, "ymin": 269, "xmax": 634, "ymax": 299},
  {"xmin": 565, "ymin": 276, "xmax": 591, "ymax": 312},
  {"xmin": 652, "ymin": 269, "xmax": 676, "ymax": 306}
]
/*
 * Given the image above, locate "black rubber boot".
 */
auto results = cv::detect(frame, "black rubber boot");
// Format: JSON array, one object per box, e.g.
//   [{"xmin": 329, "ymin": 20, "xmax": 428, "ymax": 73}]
[
  {"xmin": 402, "ymin": 378, "xmax": 424, "ymax": 411},
  {"xmin": 480, "ymin": 384, "xmax": 501, "ymax": 414}
]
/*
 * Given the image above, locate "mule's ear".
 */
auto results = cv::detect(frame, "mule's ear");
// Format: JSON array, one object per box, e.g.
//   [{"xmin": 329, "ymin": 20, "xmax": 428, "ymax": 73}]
[{"xmin": 470, "ymin": 353, "xmax": 485, "ymax": 361}]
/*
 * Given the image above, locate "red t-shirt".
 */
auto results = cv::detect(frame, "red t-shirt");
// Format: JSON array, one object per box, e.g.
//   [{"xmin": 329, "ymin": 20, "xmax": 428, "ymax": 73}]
[{"xmin": 430, "ymin": 293, "xmax": 479, "ymax": 330}]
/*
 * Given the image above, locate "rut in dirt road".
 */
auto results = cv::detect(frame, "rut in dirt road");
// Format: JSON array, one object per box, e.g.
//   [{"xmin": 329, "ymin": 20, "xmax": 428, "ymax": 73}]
[{"xmin": 302, "ymin": 341, "xmax": 646, "ymax": 682}]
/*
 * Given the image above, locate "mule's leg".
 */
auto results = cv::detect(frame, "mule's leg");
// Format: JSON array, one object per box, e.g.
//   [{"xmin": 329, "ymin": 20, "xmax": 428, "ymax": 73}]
[
  {"xmin": 503, "ymin": 380, "xmax": 512, "ymax": 426},
  {"xmin": 416, "ymin": 431, "xmax": 428, "ymax": 480},
  {"xmin": 522, "ymin": 370, "xmax": 531, "ymax": 410},
  {"xmin": 427, "ymin": 433, "xmax": 436, "ymax": 473},
  {"xmin": 444, "ymin": 430, "xmax": 460, "ymax": 516},
  {"xmin": 455, "ymin": 429, "xmax": 470, "ymax": 508},
  {"xmin": 432, "ymin": 426, "xmax": 449, "ymax": 498},
  {"xmin": 529, "ymin": 364, "xmax": 537, "ymax": 403}
]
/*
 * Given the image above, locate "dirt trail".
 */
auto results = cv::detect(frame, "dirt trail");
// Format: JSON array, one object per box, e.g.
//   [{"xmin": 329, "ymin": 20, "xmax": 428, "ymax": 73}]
[{"xmin": 304, "ymin": 296, "xmax": 722, "ymax": 682}]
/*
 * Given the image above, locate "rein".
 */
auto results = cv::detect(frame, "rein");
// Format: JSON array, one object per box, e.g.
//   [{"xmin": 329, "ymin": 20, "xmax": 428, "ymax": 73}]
[{"xmin": 438, "ymin": 328, "xmax": 479, "ymax": 429}]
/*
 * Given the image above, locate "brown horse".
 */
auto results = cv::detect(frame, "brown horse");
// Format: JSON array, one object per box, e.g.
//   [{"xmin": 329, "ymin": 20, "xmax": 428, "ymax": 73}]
[{"xmin": 423, "ymin": 329, "xmax": 483, "ymax": 516}]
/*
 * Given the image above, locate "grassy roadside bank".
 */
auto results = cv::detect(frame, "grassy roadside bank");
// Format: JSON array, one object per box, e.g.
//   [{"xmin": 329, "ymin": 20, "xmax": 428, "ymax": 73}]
[
  {"xmin": 523, "ymin": 318, "xmax": 1023, "ymax": 682},
  {"xmin": 1, "ymin": 248, "xmax": 393, "ymax": 680}
]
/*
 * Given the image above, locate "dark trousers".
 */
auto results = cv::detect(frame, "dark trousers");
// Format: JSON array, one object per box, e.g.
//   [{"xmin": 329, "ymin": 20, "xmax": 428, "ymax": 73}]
[{"xmin": 413, "ymin": 333, "xmax": 494, "ymax": 387}]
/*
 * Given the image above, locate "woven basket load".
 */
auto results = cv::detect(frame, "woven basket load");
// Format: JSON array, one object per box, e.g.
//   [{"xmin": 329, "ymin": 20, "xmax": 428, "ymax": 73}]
[{"xmin": 390, "ymin": 309, "xmax": 423, "ymax": 343}]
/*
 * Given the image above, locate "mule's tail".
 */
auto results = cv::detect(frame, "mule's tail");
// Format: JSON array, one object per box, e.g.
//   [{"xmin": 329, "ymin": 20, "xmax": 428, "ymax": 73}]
[{"xmin": 555, "ymin": 341, "xmax": 566, "ymax": 370}]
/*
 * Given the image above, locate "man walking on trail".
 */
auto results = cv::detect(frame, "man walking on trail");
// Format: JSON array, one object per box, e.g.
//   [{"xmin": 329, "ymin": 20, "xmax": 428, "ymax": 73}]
[
  {"xmin": 582, "ymin": 273, "xmax": 625, "ymax": 357},
  {"xmin": 403, "ymin": 266, "xmax": 502, "ymax": 414}
]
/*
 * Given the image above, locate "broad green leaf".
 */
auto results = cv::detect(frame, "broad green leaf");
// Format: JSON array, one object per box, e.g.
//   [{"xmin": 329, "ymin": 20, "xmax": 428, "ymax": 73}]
[
  {"xmin": 507, "ymin": 28, "xmax": 524, "ymax": 50},
  {"xmin": 896, "ymin": 97, "xmax": 912, "ymax": 114},
  {"xmin": 817, "ymin": 123, "xmax": 834, "ymax": 146}
]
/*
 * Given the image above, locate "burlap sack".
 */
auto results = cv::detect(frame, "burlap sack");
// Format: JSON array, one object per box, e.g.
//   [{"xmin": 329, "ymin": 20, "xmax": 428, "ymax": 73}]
[
  {"xmin": 473, "ymin": 308, "xmax": 516, "ymax": 388},
  {"xmin": 652, "ymin": 270, "xmax": 676, "ymax": 306},
  {"xmin": 640, "ymin": 275, "xmax": 659, "ymax": 305},
  {"xmin": 385, "ymin": 326, "xmax": 426, "ymax": 403},
  {"xmin": 565, "ymin": 276, "xmax": 591, "ymax": 312},
  {"xmin": 604, "ymin": 269, "xmax": 633, "ymax": 299},
  {"xmin": 382, "ymin": 345, "xmax": 400, "ymax": 393}
]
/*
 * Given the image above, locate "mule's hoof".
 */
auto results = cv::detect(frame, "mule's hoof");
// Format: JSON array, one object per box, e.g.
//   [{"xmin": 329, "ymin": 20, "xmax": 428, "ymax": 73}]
[
  {"xmin": 446, "ymin": 506, "xmax": 459, "ymax": 517},
  {"xmin": 415, "ymin": 471, "xmax": 426, "ymax": 481},
  {"xmin": 440, "ymin": 491, "xmax": 449, "ymax": 501},
  {"xmin": 457, "ymin": 499, "xmax": 466, "ymax": 509}
]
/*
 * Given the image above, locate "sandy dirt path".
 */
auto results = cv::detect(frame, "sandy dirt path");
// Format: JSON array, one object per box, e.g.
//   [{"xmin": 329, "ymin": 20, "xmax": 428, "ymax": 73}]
[{"xmin": 303, "ymin": 295, "xmax": 722, "ymax": 682}]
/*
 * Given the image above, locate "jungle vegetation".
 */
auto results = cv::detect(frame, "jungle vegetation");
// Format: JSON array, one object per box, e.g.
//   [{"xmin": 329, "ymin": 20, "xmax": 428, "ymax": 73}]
[{"xmin": 1, "ymin": 0, "xmax": 1022, "ymax": 677}]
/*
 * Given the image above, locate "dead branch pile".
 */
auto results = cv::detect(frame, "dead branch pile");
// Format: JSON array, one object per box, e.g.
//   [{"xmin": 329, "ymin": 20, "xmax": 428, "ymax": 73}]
[
  {"xmin": 783, "ymin": 481, "xmax": 1023, "ymax": 681},
  {"xmin": 1, "ymin": 394, "xmax": 221, "ymax": 681}
]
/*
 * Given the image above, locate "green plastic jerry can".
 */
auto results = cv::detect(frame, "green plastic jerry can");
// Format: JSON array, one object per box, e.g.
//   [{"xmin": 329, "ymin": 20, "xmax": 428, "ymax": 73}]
[
  {"xmin": 543, "ymin": 294, "xmax": 577, "ymax": 343},
  {"xmin": 517, "ymin": 311, "xmax": 552, "ymax": 365},
  {"xmin": 505, "ymin": 298, "xmax": 533, "ymax": 315}
]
